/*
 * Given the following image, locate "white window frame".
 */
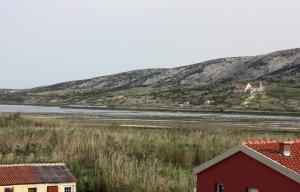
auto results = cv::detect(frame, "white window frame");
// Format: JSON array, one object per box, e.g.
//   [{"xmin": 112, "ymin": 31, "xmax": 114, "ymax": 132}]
[
  {"xmin": 216, "ymin": 183, "xmax": 224, "ymax": 192},
  {"xmin": 248, "ymin": 188, "xmax": 259, "ymax": 192},
  {"xmin": 64, "ymin": 186, "xmax": 72, "ymax": 192}
]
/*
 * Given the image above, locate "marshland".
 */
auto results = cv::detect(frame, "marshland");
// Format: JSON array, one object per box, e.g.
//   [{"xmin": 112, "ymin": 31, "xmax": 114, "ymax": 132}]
[{"xmin": 0, "ymin": 107, "xmax": 300, "ymax": 192}]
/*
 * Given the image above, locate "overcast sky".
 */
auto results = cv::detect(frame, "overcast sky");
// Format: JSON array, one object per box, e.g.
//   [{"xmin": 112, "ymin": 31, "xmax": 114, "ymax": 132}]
[{"xmin": 1, "ymin": 0, "xmax": 300, "ymax": 89}]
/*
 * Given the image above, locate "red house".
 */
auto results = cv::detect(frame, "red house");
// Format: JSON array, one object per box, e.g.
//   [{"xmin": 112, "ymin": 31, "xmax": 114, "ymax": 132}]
[{"xmin": 193, "ymin": 139, "xmax": 300, "ymax": 192}]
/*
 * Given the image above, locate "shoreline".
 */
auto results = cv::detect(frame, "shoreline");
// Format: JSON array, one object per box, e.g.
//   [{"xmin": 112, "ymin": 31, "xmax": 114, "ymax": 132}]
[
  {"xmin": 62, "ymin": 105, "xmax": 300, "ymax": 117},
  {"xmin": 1, "ymin": 103, "xmax": 299, "ymax": 117}
]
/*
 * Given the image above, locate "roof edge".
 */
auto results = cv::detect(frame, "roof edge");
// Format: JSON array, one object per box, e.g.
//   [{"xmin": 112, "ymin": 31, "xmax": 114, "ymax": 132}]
[
  {"xmin": 193, "ymin": 145, "xmax": 300, "ymax": 183},
  {"xmin": 242, "ymin": 145, "xmax": 300, "ymax": 183},
  {"xmin": 193, "ymin": 145, "xmax": 242, "ymax": 175},
  {"xmin": 0, "ymin": 163, "xmax": 66, "ymax": 167},
  {"xmin": 0, "ymin": 181, "xmax": 76, "ymax": 187}
]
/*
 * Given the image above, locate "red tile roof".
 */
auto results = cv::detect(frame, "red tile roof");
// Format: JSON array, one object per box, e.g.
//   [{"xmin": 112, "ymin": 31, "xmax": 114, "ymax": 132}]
[
  {"xmin": 0, "ymin": 163, "xmax": 76, "ymax": 186},
  {"xmin": 243, "ymin": 139, "xmax": 300, "ymax": 174}
]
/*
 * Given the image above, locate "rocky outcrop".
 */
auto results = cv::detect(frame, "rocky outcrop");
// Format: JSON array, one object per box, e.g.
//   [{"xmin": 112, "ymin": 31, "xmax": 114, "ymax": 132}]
[{"xmin": 10, "ymin": 48, "xmax": 300, "ymax": 93}]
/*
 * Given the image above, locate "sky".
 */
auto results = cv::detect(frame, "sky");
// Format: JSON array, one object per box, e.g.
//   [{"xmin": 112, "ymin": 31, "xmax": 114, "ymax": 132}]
[{"xmin": 1, "ymin": 0, "xmax": 300, "ymax": 89}]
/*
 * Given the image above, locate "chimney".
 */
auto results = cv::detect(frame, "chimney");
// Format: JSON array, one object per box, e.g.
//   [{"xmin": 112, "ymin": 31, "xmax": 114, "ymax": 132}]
[{"xmin": 279, "ymin": 141, "xmax": 292, "ymax": 157}]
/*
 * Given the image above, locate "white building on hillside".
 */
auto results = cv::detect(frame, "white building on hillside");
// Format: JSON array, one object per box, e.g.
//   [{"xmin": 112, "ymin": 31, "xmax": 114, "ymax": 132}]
[{"xmin": 233, "ymin": 81, "xmax": 265, "ymax": 94}]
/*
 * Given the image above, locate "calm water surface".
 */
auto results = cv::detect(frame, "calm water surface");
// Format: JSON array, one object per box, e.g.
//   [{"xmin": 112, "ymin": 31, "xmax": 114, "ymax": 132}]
[{"xmin": 0, "ymin": 104, "xmax": 300, "ymax": 122}]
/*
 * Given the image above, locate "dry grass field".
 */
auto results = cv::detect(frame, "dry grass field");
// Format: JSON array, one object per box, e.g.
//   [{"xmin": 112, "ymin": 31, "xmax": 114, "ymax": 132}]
[{"xmin": 0, "ymin": 113, "xmax": 299, "ymax": 192}]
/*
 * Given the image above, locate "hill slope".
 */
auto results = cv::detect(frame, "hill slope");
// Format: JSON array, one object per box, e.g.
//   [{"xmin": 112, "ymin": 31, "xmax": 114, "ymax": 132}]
[
  {"xmin": 30, "ymin": 48, "xmax": 300, "ymax": 92},
  {"xmin": 1, "ymin": 48, "xmax": 300, "ymax": 111}
]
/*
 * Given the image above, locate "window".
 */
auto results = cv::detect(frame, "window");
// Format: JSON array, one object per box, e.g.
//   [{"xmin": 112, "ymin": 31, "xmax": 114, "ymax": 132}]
[
  {"xmin": 64, "ymin": 187, "xmax": 72, "ymax": 192},
  {"xmin": 28, "ymin": 188, "xmax": 37, "ymax": 192},
  {"xmin": 248, "ymin": 188, "xmax": 259, "ymax": 192},
  {"xmin": 216, "ymin": 183, "xmax": 224, "ymax": 192},
  {"xmin": 4, "ymin": 187, "xmax": 13, "ymax": 192}
]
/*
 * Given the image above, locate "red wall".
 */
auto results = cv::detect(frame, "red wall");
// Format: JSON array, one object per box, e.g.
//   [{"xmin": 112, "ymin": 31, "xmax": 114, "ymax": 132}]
[{"xmin": 197, "ymin": 152, "xmax": 300, "ymax": 192}]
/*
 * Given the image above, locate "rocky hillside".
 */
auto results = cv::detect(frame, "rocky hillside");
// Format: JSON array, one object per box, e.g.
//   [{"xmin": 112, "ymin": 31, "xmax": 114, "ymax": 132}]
[
  {"xmin": 1, "ymin": 48, "xmax": 299, "ymax": 111},
  {"xmin": 28, "ymin": 48, "xmax": 300, "ymax": 92}
]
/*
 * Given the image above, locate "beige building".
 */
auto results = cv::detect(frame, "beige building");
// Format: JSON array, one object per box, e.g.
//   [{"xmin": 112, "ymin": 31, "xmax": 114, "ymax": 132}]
[
  {"xmin": 0, "ymin": 163, "xmax": 76, "ymax": 192},
  {"xmin": 233, "ymin": 81, "xmax": 265, "ymax": 94}
]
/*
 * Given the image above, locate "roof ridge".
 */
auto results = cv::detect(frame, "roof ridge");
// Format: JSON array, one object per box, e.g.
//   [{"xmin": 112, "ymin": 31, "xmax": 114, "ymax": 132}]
[
  {"xmin": 0, "ymin": 163, "xmax": 76, "ymax": 185},
  {"xmin": 242, "ymin": 139, "xmax": 279, "ymax": 145},
  {"xmin": 242, "ymin": 138, "xmax": 300, "ymax": 145},
  {"xmin": 0, "ymin": 163, "xmax": 66, "ymax": 167}
]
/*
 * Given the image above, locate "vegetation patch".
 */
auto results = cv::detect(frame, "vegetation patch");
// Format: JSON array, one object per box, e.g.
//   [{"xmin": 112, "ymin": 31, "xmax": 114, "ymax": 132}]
[{"xmin": 0, "ymin": 114, "xmax": 298, "ymax": 191}]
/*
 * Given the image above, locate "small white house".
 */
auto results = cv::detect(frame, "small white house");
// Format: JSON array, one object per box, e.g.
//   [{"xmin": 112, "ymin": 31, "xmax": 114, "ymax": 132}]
[{"xmin": 0, "ymin": 163, "xmax": 76, "ymax": 192}]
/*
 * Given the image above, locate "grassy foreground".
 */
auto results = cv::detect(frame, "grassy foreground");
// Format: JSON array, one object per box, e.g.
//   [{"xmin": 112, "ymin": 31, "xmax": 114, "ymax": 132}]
[{"xmin": 0, "ymin": 114, "xmax": 297, "ymax": 192}]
